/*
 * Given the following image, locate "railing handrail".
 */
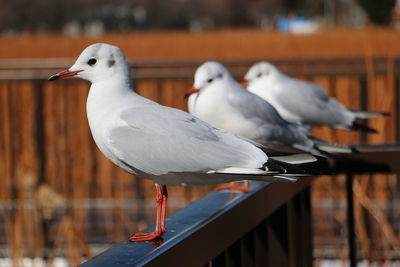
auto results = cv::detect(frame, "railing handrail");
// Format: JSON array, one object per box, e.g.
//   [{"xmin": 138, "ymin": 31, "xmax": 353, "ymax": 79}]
[
  {"xmin": 78, "ymin": 178, "xmax": 315, "ymax": 267},
  {"xmin": 0, "ymin": 55, "xmax": 397, "ymax": 67},
  {"xmin": 0, "ymin": 56, "xmax": 400, "ymax": 80}
]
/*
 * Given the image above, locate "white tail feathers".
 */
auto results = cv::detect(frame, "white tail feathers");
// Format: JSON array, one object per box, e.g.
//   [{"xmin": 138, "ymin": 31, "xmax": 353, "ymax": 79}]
[
  {"xmin": 208, "ymin": 168, "xmax": 299, "ymax": 182},
  {"xmin": 312, "ymin": 139, "xmax": 354, "ymax": 154},
  {"xmin": 208, "ymin": 167, "xmax": 278, "ymax": 175},
  {"xmin": 272, "ymin": 175, "xmax": 301, "ymax": 182},
  {"xmin": 316, "ymin": 144, "xmax": 353, "ymax": 153},
  {"xmin": 270, "ymin": 153, "xmax": 317, "ymax": 164},
  {"xmin": 352, "ymin": 110, "xmax": 389, "ymax": 119}
]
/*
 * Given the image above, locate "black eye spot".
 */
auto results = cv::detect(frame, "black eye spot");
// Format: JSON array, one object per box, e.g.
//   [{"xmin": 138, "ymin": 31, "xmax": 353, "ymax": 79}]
[
  {"xmin": 207, "ymin": 78, "xmax": 214, "ymax": 83},
  {"xmin": 87, "ymin": 58, "xmax": 97, "ymax": 66},
  {"xmin": 108, "ymin": 59, "xmax": 115, "ymax": 67}
]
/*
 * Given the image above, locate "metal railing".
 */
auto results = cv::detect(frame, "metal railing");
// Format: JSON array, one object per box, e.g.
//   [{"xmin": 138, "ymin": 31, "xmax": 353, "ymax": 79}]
[
  {"xmin": 79, "ymin": 179, "xmax": 315, "ymax": 267},
  {"xmin": 76, "ymin": 144, "xmax": 399, "ymax": 267}
]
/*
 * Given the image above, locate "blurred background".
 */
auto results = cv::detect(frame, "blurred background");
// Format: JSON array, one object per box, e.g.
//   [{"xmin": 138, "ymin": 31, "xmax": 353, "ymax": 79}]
[{"xmin": 0, "ymin": 0, "xmax": 399, "ymax": 266}]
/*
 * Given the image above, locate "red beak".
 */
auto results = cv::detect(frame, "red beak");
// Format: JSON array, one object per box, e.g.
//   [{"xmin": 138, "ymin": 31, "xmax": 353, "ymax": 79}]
[
  {"xmin": 184, "ymin": 87, "xmax": 200, "ymax": 99},
  {"xmin": 48, "ymin": 69, "xmax": 82, "ymax": 81},
  {"xmin": 236, "ymin": 77, "xmax": 246, "ymax": 83},
  {"xmin": 236, "ymin": 77, "xmax": 248, "ymax": 88}
]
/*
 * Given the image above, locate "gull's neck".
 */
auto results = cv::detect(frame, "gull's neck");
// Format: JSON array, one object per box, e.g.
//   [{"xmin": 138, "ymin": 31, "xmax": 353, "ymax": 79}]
[
  {"xmin": 90, "ymin": 76, "xmax": 133, "ymax": 102},
  {"xmin": 86, "ymin": 72, "xmax": 139, "ymax": 126},
  {"xmin": 272, "ymin": 71, "xmax": 287, "ymax": 81}
]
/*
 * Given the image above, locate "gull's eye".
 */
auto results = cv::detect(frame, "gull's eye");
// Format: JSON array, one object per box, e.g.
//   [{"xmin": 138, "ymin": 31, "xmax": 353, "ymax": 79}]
[
  {"xmin": 87, "ymin": 58, "xmax": 97, "ymax": 66},
  {"xmin": 207, "ymin": 78, "xmax": 214, "ymax": 83},
  {"xmin": 257, "ymin": 73, "xmax": 262, "ymax": 78}
]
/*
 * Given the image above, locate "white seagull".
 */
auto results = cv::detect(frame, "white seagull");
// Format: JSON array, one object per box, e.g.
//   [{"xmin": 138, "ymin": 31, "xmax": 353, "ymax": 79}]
[
  {"xmin": 186, "ymin": 61, "xmax": 348, "ymax": 191},
  {"xmin": 48, "ymin": 43, "xmax": 319, "ymax": 242},
  {"xmin": 186, "ymin": 61, "xmax": 352, "ymax": 155},
  {"xmin": 244, "ymin": 61, "xmax": 388, "ymax": 133}
]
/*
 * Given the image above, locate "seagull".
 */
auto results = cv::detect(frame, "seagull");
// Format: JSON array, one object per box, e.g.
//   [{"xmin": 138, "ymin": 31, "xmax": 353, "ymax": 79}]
[
  {"xmin": 244, "ymin": 61, "xmax": 388, "ymax": 133},
  {"xmin": 48, "ymin": 43, "xmax": 320, "ymax": 242},
  {"xmin": 186, "ymin": 61, "xmax": 352, "ymax": 155},
  {"xmin": 185, "ymin": 61, "xmax": 348, "ymax": 191}
]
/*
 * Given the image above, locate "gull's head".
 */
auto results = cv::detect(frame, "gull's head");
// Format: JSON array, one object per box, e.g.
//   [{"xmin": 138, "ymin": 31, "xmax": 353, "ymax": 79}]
[
  {"xmin": 244, "ymin": 62, "xmax": 279, "ymax": 84},
  {"xmin": 185, "ymin": 61, "xmax": 232, "ymax": 98},
  {"xmin": 48, "ymin": 43, "xmax": 130, "ymax": 84}
]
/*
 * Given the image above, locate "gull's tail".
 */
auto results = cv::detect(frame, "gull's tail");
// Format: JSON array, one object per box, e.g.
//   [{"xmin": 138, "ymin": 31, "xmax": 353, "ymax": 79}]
[
  {"xmin": 351, "ymin": 110, "xmax": 389, "ymax": 119},
  {"xmin": 311, "ymin": 138, "xmax": 356, "ymax": 154},
  {"xmin": 209, "ymin": 152, "xmax": 331, "ymax": 183},
  {"xmin": 346, "ymin": 110, "xmax": 389, "ymax": 133},
  {"xmin": 260, "ymin": 143, "xmax": 334, "ymax": 175},
  {"xmin": 350, "ymin": 121, "xmax": 378, "ymax": 133},
  {"xmin": 208, "ymin": 167, "xmax": 301, "ymax": 183}
]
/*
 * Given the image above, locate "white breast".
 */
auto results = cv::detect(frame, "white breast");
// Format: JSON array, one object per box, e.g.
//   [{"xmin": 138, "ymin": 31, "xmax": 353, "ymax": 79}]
[
  {"xmin": 86, "ymin": 81, "xmax": 135, "ymax": 172},
  {"xmin": 188, "ymin": 87, "xmax": 267, "ymax": 142}
]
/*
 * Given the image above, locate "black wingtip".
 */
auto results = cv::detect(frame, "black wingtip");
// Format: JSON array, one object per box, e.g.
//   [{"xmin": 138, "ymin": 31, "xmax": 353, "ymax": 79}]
[
  {"xmin": 351, "ymin": 122, "xmax": 378, "ymax": 133},
  {"xmin": 266, "ymin": 157, "xmax": 333, "ymax": 176},
  {"xmin": 350, "ymin": 146, "xmax": 360, "ymax": 153}
]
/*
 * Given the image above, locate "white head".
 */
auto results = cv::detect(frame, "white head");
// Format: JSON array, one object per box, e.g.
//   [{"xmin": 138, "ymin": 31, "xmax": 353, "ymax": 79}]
[
  {"xmin": 48, "ymin": 43, "xmax": 131, "ymax": 84},
  {"xmin": 244, "ymin": 62, "xmax": 280, "ymax": 84},
  {"xmin": 185, "ymin": 61, "xmax": 234, "ymax": 98}
]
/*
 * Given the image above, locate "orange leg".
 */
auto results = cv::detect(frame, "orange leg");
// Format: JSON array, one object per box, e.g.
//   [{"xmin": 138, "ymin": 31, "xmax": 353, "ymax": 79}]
[
  {"xmin": 129, "ymin": 184, "xmax": 168, "ymax": 242},
  {"xmin": 215, "ymin": 180, "xmax": 249, "ymax": 193}
]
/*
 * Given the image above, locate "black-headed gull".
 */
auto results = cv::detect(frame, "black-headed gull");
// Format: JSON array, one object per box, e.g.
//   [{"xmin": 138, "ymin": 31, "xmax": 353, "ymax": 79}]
[
  {"xmin": 48, "ymin": 43, "xmax": 320, "ymax": 242},
  {"xmin": 186, "ymin": 61, "xmax": 350, "ymax": 192},
  {"xmin": 244, "ymin": 62, "xmax": 388, "ymax": 132},
  {"xmin": 186, "ymin": 61, "xmax": 352, "ymax": 155}
]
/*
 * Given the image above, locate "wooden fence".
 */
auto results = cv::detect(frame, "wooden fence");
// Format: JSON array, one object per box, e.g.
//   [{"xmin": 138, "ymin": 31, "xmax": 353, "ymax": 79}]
[{"xmin": 0, "ymin": 57, "xmax": 399, "ymax": 265}]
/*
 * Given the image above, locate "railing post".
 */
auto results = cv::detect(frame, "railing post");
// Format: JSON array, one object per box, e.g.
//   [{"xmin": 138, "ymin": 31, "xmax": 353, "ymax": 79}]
[
  {"xmin": 395, "ymin": 69, "xmax": 400, "ymax": 142},
  {"xmin": 264, "ymin": 186, "xmax": 313, "ymax": 267},
  {"xmin": 254, "ymin": 220, "xmax": 268, "ymax": 267},
  {"xmin": 287, "ymin": 186, "xmax": 313, "ymax": 267},
  {"xmin": 346, "ymin": 172, "xmax": 357, "ymax": 267},
  {"xmin": 359, "ymin": 75, "xmax": 369, "ymax": 144},
  {"xmin": 240, "ymin": 230, "xmax": 255, "ymax": 266},
  {"xmin": 266, "ymin": 204, "xmax": 289, "ymax": 267},
  {"xmin": 226, "ymin": 240, "xmax": 241, "ymax": 267}
]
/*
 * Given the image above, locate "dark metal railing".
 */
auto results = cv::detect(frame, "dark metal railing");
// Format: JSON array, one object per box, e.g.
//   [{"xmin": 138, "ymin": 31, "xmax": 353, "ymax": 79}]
[
  {"xmin": 77, "ymin": 145, "xmax": 399, "ymax": 267},
  {"xmin": 79, "ymin": 179, "xmax": 315, "ymax": 267}
]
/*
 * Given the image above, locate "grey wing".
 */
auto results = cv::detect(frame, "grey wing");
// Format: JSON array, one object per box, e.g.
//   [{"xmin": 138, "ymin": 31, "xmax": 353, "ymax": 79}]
[
  {"xmin": 106, "ymin": 105, "xmax": 266, "ymax": 176},
  {"xmin": 227, "ymin": 87, "xmax": 315, "ymax": 149},
  {"xmin": 276, "ymin": 79, "xmax": 328, "ymax": 112},
  {"xmin": 275, "ymin": 79, "xmax": 349, "ymax": 125},
  {"xmin": 228, "ymin": 87, "xmax": 290, "ymax": 126}
]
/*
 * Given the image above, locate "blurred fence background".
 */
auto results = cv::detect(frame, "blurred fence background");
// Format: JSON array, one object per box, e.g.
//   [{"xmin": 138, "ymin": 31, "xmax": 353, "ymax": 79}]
[{"xmin": 0, "ymin": 29, "xmax": 399, "ymax": 266}]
